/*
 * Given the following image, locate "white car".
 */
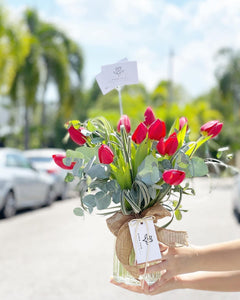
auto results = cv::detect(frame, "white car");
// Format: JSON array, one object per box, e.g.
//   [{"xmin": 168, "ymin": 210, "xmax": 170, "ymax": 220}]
[
  {"xmin": 233, "ymin": 174, "xmax": 240, "ymax": 223},
  {"xmin": 24, "ymin": 148, "xmax": 76, "ymax": 200},
  {"xmin": 0, "ymin": 148, "xmax": 55, "ymax": 218}
]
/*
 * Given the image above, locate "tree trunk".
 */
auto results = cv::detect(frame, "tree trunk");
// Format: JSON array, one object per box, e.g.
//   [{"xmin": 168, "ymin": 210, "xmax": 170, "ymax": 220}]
[
  {"xmin": 24, "ymin": 105, "xmax": 30, "ymax": 150},
  {"xmin": 40, "ymin": 74, "xmax": 49, "ymax": 147}
]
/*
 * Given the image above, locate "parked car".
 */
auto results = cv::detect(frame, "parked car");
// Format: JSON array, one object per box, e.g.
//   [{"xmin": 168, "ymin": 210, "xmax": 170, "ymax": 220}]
[
  {"xmin": 233, "ymin": 174, "xmax": 240, "ymax": 223},
  {"xmin": 24, "ymin": 148, "xmax": 76, "ymax": 200},
  {"xmin": 0, "ymin": 148, "xmax": 56, "ymax": 218}
]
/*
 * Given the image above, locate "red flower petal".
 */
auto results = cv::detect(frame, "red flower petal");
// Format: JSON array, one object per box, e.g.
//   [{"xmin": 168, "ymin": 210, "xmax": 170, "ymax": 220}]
[
  {"xmin": 52, "ymin": 154, "xmax": 76, "ymax": 170},
  {"xmin": 132, "ymin": 122, "xmax": 148, "ymax": 144}
]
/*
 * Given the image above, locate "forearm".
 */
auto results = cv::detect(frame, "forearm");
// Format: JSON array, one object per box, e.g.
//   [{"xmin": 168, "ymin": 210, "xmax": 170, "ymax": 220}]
[
  {"xmin": 195, "ymin": 240, "xmax": 240, "ymax": 271},
  {"xmin": 180, "ymin": 271, "xmax": 240, "ymax": 292}
]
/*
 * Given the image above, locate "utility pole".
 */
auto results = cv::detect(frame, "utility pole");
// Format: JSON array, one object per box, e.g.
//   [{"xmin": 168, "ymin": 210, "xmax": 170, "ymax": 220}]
[{"xmin": 168, "ymin": 48, "xmax": 174, "ymax": 104}]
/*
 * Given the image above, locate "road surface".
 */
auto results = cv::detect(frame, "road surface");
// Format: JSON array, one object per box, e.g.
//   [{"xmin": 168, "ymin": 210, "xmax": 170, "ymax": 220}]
[{"xmin": 0, "ymin": 178, "xmax": 240, "ymax": 300}]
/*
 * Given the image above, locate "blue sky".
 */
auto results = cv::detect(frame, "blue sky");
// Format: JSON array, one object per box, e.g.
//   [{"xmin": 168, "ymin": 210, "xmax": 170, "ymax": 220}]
[{"xmin": 5, "ymin": 0, "xmax": 240, "ymax": 97}]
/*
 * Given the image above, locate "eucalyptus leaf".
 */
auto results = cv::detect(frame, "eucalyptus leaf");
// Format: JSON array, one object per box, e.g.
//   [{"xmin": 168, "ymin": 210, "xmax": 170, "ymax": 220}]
[
  {"xmin": 87, "ymin": 164, "xmax": 110, "ymax": 179},
  {"xmin": 66, "ymin": 147, "xmax": 99, "ymax": 163},
  {"xmin": 83, "ymin": 194, "xmax": 96, "ymax": 208},
  {"xmin": 63, "ymin": 157, "xmax": 72, "ymax": 166},
  {"xmin": 72, "ymin": 159, "xmax": 84, "ymax": 177},
  {"xmin": 137, "ymin": 155, "xmax": 161, "ymax": 185},
  {"xmin": 188, "ymin": 157, "xmax": 208, "ymax": 177},
  {"xmin": 73, "ymin": 207, "xmax": 84, "ymax": 216},
  {"xmin": 95, "ymin": 191, "xmax": 111, "ymax": 210}
]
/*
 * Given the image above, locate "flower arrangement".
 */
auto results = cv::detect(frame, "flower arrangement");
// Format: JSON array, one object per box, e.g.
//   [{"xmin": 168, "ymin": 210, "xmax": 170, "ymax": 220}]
[
  {"xmin": 52, "ymin": 107, "xmax": 223, "ymax": 285},
  {"xmin": 53, "ymin": 108, "xmax": 222, "ymax": 221}
]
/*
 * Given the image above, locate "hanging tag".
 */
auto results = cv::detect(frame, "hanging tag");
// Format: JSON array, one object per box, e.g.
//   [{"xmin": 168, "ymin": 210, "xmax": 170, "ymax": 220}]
[
  {"xmin": 128, "ymin": 218, "xmax": 162, "ymax": 265},
  {"xmin": 96, "ymin": 60, "xmax": 138, "ymax": 95}
]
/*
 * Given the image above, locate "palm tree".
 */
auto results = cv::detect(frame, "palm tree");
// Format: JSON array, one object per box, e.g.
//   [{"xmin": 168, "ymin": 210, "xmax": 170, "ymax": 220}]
[
  {"xmin": 10, "ymin": 9, "xmax": 84, "ymax": 149},
  {"xmin": 215, "ymin": 48, "xmax": 240, "ymax": 121}
]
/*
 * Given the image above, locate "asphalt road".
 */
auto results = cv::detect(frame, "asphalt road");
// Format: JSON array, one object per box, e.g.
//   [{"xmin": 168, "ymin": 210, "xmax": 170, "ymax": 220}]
[{"xmin": 0, "ymin": 178, "xmax": 240, "ymax": 300}]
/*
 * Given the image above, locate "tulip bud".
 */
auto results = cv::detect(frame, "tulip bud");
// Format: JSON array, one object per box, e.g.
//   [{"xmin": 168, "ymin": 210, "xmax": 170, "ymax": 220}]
[
  {"xmin": 144, "ymin": 106, "xmax": 156, "ymax": 126},
  {"xmin": 132, "ymin": 122, "xmax": 148, "ymax": 144},
  {"xmin": 117, "ymin": 115, "xmax": 131, "ymax": 133},
  {"xmin": 68, "ymin": 126, "xmax": 86, "ymax": 145},
  {"xmin": 200, "ymin": 120, "xmax": 223, "ymax": 138},
  {"xmin": 179, "ymin": 117, "xmax": 188, "ymax": 131},
  {"xmin": 162, "ymin": 169, "xmax": 185, "ymax": 185},
  {"xmin": 157, "ymin": 132, "xmax": 178, "ymax": 156},
  {"xmin": 98, "ymin": 145, "xmax": 114, "ymax": 164},
  {"xmin": 148, "ymin": 119, "xmax": 166, "ymax": 141},
  {"xmin": 52, "ymin": 154, "xmax": 76, "ymax": 170}
]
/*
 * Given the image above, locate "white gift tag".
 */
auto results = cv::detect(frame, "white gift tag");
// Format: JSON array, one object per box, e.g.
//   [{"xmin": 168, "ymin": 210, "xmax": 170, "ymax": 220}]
[
  {"xmin": 96, "ymin": 60, "xmax": 138, "ymax": 95},
  {"xmin": 128, "ymin": 218, "xmax": 162, "ymax": 265},
  {"xmin": 102, "ymin": 61, "xmax": 138, "ymax": 88}
]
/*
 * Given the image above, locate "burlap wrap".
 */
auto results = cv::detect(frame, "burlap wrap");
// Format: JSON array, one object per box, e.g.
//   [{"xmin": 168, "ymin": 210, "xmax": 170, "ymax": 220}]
[{"xmin": 106, "ymin": 203, "xmax": 188, "ymax": 278}]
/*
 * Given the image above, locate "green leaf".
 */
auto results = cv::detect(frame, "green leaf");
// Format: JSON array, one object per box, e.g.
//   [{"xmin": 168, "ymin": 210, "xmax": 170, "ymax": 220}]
[
  {"xmin": 87, "ymin": 120, "xmax": 97, "ymax": 132},
  {"xmin": 177, "ymin": 123, "xmax": 187, "ymax": 149},
  {"xmin": 185, "ymin": 136, "xmax": 211, "ymax": 157},
  {"xmin": 65, "ymin": 172, "xmax": 75, "ymax": 182},
  {"xmin": 95, "ymin": 191, "xmax": 111, "ymax": 210},
  {"xmin": 137, "ymin": 154, "xmax": 161, "ymax": 185},
  {"xmin": 66, "ymin": 147, "xmax": 99, "ymax": 163},
  {"xmin": 132, "ymin": 138, "xmax": 151, "ymax": 178},
  {"xmin": 73, "ymin": 207, "xmax": 84, "ymax": 216},
  {"xmin": 175, "ymin": 209, "xmax": 182, "ymax": 220},
  {"xmin": 169, "ymin": 118, "xmax": 179, "ymax": 136},
  {"xmin": 175, "ymin": 151, "xmax": 190, "ymax": 169},
  {"xmin": 87, "ymin": 164, "xmax": 110, "ymax": 179},
  {"xmin": 188, "ymin": 157, "xmax": 208, "ymax": 177},
  {"xmin": 83, "ymin": 194, "xmax": 96, "ymax": 208}
]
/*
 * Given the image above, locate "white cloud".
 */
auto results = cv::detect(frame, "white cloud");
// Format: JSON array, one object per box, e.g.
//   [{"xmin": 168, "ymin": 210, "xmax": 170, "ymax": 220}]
[{"xmin": 7, "ymin": 0, "xmax": 240, "ymax": 96}]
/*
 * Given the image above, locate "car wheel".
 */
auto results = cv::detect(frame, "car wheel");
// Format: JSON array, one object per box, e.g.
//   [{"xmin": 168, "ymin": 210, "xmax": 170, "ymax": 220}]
[
  {"xmin": 233, "ymin": 208, "xmax": 240, "ymax": 224},
  {"xmin": 43, "ymin": 187, "xmax": 55, "ymax": 207},
  {"xmin": 1, "ymin": 191, "xmax": 17, "ymax": 218}
]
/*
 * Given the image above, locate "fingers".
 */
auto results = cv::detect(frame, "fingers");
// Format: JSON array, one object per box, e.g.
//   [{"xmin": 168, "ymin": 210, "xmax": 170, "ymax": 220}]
[
  {"xmin": 159, "ymin": 242, "xmax": 169, "ymax": 252},
  {"xmin": 139, "ymin": 259, "xmax": 168, "ymax": 274},
  {"xmin": 148, "ymin": 276, "xmax": 177, "ymax": 295},
  {"xmin": 110, "ymin": 278, "xmax": 150, "ymax": 294}
]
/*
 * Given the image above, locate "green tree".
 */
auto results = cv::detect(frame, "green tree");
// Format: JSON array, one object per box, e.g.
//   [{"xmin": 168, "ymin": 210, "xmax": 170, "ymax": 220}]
[{"xmin": 9, "ymin": 9, "xmax": 84, "ymax": 149}]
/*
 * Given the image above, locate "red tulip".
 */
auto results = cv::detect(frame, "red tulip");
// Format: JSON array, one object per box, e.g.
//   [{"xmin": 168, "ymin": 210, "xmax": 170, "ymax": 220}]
[
  {"xmin": 52, "ymin": 154, "xmax": 76, "ymax": 170},
  {"xmin": 162, "ymin": 169, "xmax": 185, "ymax": 185},
  {"xmin": 157, "ymin": 132, "xmax": 178, "ymax": 156},
  {"xmin": 98, "ymin": 145, "xmax": 114, "ymax": 164},
  {"xmin": 68, "ymin": 126, "xmax": 86, "ymax": 145},
  {"xmin": 117, "ymin": 115, "xmax": 131, "ymax": 133},
  {"xmin": 179, "ymin": 117, "xmax": 188, "ymax": 131},
  {"xmin": 132, "ymin": 122, "xmax": 148, "ymax": 144},
  {"xmin": 200, "ymin": 120, "xmax": 223, "ymax": 138},
  {"xmin": 144, "ymin": 106, "xmax": 156, "ymax": 126},
  {"xmin": 148, "ymin": 119, "xmax": 166, "ymax": 141}
]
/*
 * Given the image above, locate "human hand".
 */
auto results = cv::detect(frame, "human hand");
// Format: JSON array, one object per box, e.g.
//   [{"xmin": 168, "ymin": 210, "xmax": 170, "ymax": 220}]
[
  {"xmin": 138, "ymin": 243, "xmax": 198, "ymax": 283},
  {"xmin": 110, "ymin": 276, "xmax": 183, "ymax": 295}
]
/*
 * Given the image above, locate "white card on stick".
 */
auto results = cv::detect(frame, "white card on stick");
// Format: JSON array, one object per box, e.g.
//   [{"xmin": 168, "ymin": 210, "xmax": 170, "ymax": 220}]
[
  {"xmin": 96, "ymin": 60, "xmax": 138, "ymax": 95},
  {"xmin": 128, "ymin": 218, "xmax": 162, "ymax": 265}
]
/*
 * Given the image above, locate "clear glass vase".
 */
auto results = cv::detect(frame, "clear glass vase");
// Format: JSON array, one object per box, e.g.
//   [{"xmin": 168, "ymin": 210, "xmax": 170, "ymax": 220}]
[{"xmin": 113, "ymin": 247, "xmax": 162, "ymax": 286}]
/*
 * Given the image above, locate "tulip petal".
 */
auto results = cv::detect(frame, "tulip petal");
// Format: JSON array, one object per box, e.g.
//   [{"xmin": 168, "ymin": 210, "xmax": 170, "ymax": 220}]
[
  {"xmin": 148, "ymin": 119, "xmax": 166, "ymax": 141},
  {"xmin": 132, "ymin": 122, "xmax": 148, "ymax": 144},
  {"xmin": 144, "ymin": 106, "xmax": 156, "ymax": 126},
  {"xmin": 98, "ymin": 145, "xmax": 114, "ymax": 164},
  {"xmin": 162, "ymin": 169, "xmax": 185, "ymax": 185},
  {"xmin": 52, "ymin": 154, "xmax": 76, "ymax": 170},
  {"xmin": 68, "ymin": 126, "xmax": 86, "ymax": 145}
]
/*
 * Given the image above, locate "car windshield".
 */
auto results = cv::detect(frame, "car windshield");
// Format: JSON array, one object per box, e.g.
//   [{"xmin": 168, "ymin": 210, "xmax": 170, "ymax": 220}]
[{"xmin": 28, "ymin": 157, "xmax": 52, "ymax": 163}]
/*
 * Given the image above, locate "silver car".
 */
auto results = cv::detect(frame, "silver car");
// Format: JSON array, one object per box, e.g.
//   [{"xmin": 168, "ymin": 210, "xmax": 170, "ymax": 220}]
[
  {"xmin": 24, "ymin": 148, "xmax": 76, "ymax": 200},
  {"xmin": 233, "ymin": 174, "xmax": 240, "ymax": 223},
  {"xmin": 0, "ymin": 148, "xmax": 55, "ymax": 218}
]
